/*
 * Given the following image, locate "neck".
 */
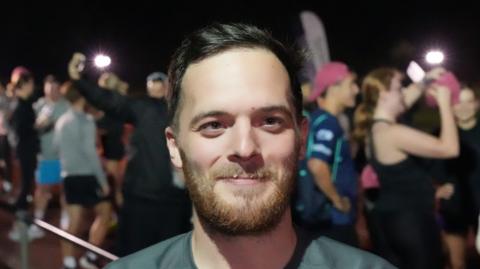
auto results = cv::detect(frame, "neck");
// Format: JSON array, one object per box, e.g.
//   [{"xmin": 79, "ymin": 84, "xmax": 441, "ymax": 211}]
[
  {"xmin": 71, "ymin": 102, "xmax": 84, "ymax": 112},
  {"xmin": 320, "ymin": 97, "xmax": 344, "ymax": 116},
  {"xmin": 148, "ymin": 91, "xmax": 165, "ymax": 99},
  {"xmin": 48, "ymin": 96, "xmax": 60, "ymax": 102},
  {"xmin": 191, "ymin": 208, "xmax": 297, "ymax": 269},
  {"xmin": 373, "ymin": 108, "xmax": 396, "ymax": 123},
  {"xmin": 16, "ymin": 90, "xmax": 29, "ymax": 100},
  {"xmin": 457, "ymin": 116, "xmax": 477, "ymax": 130}
]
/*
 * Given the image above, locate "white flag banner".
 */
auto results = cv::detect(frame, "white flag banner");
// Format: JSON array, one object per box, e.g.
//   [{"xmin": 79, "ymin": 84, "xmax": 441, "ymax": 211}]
[{"xmin": 300, "ymin": 10, "xmax": 331, "ymax": 72}]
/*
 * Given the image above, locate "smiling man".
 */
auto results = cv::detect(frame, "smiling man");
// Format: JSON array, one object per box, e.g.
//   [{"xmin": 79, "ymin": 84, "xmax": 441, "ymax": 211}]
[{"xmin": 105, "ymin": 23, "xmax": 394, "ymax": 269}]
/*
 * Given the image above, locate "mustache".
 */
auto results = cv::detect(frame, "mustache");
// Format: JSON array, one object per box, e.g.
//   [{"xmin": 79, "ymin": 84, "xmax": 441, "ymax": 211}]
[{"xmin": 209, "ymin": 166, "xmax": 275, "ymax": 180}]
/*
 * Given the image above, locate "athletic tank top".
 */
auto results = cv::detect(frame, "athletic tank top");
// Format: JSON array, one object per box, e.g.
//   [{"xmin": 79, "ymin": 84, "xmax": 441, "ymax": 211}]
[{"xmin": 368, "ymin": 120, "xmax": 435, "ymax": 212}]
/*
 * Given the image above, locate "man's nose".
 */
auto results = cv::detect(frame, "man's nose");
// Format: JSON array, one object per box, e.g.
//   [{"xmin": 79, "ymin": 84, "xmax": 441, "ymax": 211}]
[
  {"xmin": 227, "ymin": 121, "xmax": 263, "ymax": 170},
  {"xmin": 353, "ymin": 83, "xmax": 360, "ymax": 94}
]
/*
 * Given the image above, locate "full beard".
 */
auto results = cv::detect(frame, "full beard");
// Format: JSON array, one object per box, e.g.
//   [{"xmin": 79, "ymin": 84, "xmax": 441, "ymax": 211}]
[{"xmin": 181, "ymin": 150, "xmax": 298, "ymax": 236}]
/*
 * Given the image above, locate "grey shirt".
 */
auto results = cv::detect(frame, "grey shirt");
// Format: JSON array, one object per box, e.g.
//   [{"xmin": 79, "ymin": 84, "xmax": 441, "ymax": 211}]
[
  {"xmin": 105, "ymin": 230, "xmax": 396, "ymax": 269},
  {"xmin": 0, "ymin": 92, "xmax": 11, "ymax": 136},
  {"xmin": 34, "ymin": 97, "xmax": 69, "ymax": 160},
  {"xmin": 54, "ymin": 108, "xmax": 107, "ymax": 187}
]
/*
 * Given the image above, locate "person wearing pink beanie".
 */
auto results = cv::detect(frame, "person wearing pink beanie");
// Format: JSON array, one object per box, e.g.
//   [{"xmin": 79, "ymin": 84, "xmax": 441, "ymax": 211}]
[{"xmin": 295, "ymin": 61, "xmax": 360, "ymax": 246}]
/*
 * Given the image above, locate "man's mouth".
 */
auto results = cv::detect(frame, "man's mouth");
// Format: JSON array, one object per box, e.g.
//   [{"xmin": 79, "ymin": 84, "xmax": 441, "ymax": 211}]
[{"xmin": 217, "ymin": 175, "xmax": 266, "ymax": 185}]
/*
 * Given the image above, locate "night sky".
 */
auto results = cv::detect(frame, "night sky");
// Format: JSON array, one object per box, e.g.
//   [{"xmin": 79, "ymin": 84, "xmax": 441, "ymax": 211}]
[{"xmin": 2, "ymin": 1, "xmax": 479, "ymax": 91}]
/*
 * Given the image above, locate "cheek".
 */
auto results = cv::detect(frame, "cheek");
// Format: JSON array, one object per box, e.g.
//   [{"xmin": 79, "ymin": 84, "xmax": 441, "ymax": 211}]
[
  {"xmin": 347, "ymin": 89, "xmax": 356, "ymax": 101},
  {"xmin": 386, "ymin": 95, "xmax": 396, "ymax": 107},
  {"xmin": 257, "ymin": 131, "xmax": 296, "ymax": 165},
  {"xmin": 184, "ymin": 135, "xmax": 226, "ymax": 169}
]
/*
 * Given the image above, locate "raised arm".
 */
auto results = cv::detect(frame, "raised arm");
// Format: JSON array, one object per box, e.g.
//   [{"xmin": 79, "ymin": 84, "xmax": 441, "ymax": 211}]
[
  {"xmin": 68, "ymin": 53, "xmax": 136, "ymax": 123},
  {"xmin": 393, "ymin": 85, "xmax": 459, "ymax": 158},
  {"xmin": 402, "ymin": 67, "xmax": 446, "ymax": 109}
]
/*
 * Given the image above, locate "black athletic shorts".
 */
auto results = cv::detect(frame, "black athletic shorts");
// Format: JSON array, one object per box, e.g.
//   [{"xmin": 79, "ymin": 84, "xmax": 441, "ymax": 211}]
[
  {"xmin": 63, "ymin": 175, "xmax": 109, "ymax": 207},
  {"xmin": 101, "ymin": 136, "xmax": 125, "ymax": 160},
  {"xmin": 438, "ymin": 187, "xmax": 471, "ymax": 235}
]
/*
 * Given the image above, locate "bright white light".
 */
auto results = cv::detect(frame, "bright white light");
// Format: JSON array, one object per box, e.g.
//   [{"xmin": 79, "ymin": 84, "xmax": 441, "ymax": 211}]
[
  {"xmin": 94, "ymin": 54, "xmax": 111, "ymax": 68},
  {"xmin": 425, "ymin": 50, "xmax": 444, "ymax": 65}
]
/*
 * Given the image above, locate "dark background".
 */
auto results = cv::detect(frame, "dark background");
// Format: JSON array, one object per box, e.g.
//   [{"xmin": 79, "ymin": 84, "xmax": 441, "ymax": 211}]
[{"xmin": 1, "ymin": 1, "xmax": 478, "ymax": 91}]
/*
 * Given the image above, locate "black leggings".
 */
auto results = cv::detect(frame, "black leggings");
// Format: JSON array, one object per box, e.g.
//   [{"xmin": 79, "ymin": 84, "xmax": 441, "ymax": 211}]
[
  {"xmin": 15, "ymin": 151, "xmax": 37, "ymax": 210},
  {"xmin": 374, "ymin": 209, "xmax": 444, "ymax": 269},
  {"xmin": 0, "ymin": 135, "xmax": 12, "ymax": 181}
]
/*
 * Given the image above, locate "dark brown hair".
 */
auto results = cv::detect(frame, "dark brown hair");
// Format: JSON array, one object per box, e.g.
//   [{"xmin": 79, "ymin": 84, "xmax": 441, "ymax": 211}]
[
  {"xmin": 353, "ymin": 68, "xmax": 398, "ymax": 144},
  {"xmin": 60, "ymin": 81, "xmax": 83, "ymax": 104},
  {"xmin": 166, "ymin": 22, "xmax": 304, "ymax": 131}
]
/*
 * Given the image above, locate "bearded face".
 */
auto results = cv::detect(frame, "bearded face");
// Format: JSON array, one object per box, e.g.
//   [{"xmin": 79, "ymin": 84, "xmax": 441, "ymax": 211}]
[
  {"xmin": 165, "ymin": 48, "xmax": 307, "ymax": 236},
  {"xmin": 181, "ymin": 144, "xmax": 298, "ymax": 236}
]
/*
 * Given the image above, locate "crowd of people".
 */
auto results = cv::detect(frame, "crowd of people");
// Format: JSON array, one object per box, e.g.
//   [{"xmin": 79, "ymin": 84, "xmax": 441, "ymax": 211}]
[
  {"xmin": 0, "ymin": 63, "xmax": 192, "ymax": 269},
  {"xmin": 294, "ymin": 61, "xmax": 480, "ymax": 269},
  {"xmin": 0, "ymin": 22, "xmax": 479, "ymax": 269}
]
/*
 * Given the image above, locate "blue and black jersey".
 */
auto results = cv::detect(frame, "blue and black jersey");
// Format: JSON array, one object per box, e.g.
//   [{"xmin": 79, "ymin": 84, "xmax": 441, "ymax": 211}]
[{"xmin": 296, "ymin": 108, "xmax": 357, "ymax": 225}]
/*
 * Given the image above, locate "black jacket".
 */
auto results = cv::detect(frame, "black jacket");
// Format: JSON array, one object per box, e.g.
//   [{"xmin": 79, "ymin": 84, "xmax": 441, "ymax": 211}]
[
  {"xmin": 74, "ymin": 79, "xmax": 187, "ymax": 203},
  {"xmin": 10, "ymin": 90, "xmax": 42, "ymax": 155}
]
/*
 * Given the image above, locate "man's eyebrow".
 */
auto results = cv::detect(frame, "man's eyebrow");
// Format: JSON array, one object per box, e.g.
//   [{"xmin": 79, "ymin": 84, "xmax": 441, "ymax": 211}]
[
  {"xmin": 256, "ymin": 105, "xmax": 294, "ymax": 119},
  {"xmin": 189, "ymin": 110, "xmax": 228, "ymax": 128},
  {"xmin": 189, "ymin": 105, "xmax": 294, "ymax": 128}
]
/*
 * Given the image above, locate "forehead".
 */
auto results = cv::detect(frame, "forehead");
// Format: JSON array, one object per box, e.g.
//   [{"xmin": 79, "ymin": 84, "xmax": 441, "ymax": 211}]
[
  {"xmin": 339, "ymin": 73, "xmax": 356, "ymax": 85},
  {"xmin": 393, "ymin": 71, "xmax": 404, "ymax": 80},
  {"xmin": 179, "ymin": 48, "xmax": 292, "ymax": 118},
  {"xmin": 147, "ymin": 80, "xmax": 163, "ymax": 85},
  {"xmin": 45, "ymin": 80, "xmax": 59, "ymax": 85},
  {"xmin": 459, "ymin": 88, "xmax": 475, "ymax": 102}
]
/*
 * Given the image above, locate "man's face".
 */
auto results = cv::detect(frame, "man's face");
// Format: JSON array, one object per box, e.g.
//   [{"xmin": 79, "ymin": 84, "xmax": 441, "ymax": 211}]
[
  {"xmin": 335, "ymin": 74, "xmax": 359, "ymax": 108},
  {"xmin": 147, "ymin": 80, "xmax": 166, "ymax": 98},
  {"xmin": 166, "ymin": 48, "xmax": 306, "ymax": 235},
  {"xmin": 44, "ymin": 80, "xmax": 60, "ymax": 100},
  {"xmin": 454, "ymin": 88, "xmax": 478, "ymax": 122},
  {"xmin": 23, "ymin": 79, "xmax": 35, "ymax": 97},
  {"xmin": 98, "ymin": 73, "xmax": 120, "ymax": 90}
]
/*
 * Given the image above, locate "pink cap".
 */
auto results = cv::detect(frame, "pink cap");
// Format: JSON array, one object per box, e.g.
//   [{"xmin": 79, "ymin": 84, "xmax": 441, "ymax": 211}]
[
  {"xmin": 10, "ymin": 66, "xmax": 31, "ymax": 84},
  {"xmin": 360, "ymin": 165, "xmax": 380, "ymax": 189},
  {"xmin": 309, "ymin": 62, "xmax": 350, "ymax": 102},
  {"xmin": 425, "ymin": 71, "xmax": 461, "ymax": 107}
]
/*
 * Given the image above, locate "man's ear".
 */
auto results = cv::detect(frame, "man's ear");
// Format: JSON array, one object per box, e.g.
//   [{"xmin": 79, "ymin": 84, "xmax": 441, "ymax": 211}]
[
  {"xmin": 298, "ymin": 117, "xmax": 309, "ymax": 160},
  {"xmin": 165, "ymin": 126, "xmax": 183, "ymax": 169}
]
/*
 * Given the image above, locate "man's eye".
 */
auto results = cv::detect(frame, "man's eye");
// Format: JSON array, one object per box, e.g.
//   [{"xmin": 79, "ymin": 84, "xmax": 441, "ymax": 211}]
[
  {"xmin": 262, "ymin": 117, "xmax": 286, "ymax": 133},
  {"xmin": 200, "ymin": 121, "xmax": 223, "ymax": 130},
  {"xmin": 197, "ymin": 121, "xmax": 225, "ymax": 137},
  {"xmin": 264, "ymin": 117, "xmax": 283, "ymax": 126}
]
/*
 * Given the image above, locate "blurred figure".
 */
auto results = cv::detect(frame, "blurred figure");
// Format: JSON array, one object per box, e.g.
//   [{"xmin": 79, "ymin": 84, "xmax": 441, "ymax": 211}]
[
  {"xmin": 8, "ymin": 67, "xmax": 39, "ymax": 210},
  {"xmin": 354, "ymin": 67, "xmax": 458, "ymax": 269},
  {"xmin": 97, "ymin": 72, "xmax": 127, "ymax": 207},
  {"xmin": 294, "ymin": 62, "xmax": 359, "ymax": 246},
  {"xmin": 0, "ymin": 81, "xmax": 13, "ymax": 194},
  {"xmin": 29, "ymin": 75, "xmax": 69, "ymax": 239},
  {"xmin": 68, "ymin": 54, "xmax": 191, "ymax": 256},
  {"xmin": 436, "ymin": 87, "xmax": 480, "ymax": 269},
  {"xmin": 477, "ymin": 214, "xmax": 480, "ymax": 255},
  {"xmin": 7, "ymin": 66, "xmax": 41, "ymax": 241},
  {"xmin": 145, "ymin": 71, "xmax": 167, "ymax": 98},
  {"xmin": 55, "ymin": 81, "xmax": 112, "ymax": 269}
]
